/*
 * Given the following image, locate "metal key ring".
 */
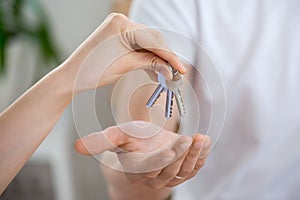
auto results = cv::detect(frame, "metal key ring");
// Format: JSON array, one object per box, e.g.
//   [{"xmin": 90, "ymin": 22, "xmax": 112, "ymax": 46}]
[{"xmin": 167, "ymin": 63, "xmax": 178, "ymax": 77}]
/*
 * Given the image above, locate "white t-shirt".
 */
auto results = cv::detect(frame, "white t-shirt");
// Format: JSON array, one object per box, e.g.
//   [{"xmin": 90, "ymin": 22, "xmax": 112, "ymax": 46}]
[{"xmin": 129, "ymin": 0, "xmax": 300, "ymax": 199}]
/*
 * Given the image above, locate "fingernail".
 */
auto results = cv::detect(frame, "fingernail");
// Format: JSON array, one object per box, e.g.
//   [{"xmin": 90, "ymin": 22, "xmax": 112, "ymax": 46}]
[
  {"xmin": 203, "ymin": 138, "xmax": 211, "ymax": 150},
  {"xmin": 180, "ymin": 65, "xmax": 186, "ymax": 74},
  {"xmin": 199, "ymin": 139, "xmax": 211, "ymax": 157},
  {"xmin": 179, "ymin": 141, "xmax": 191, "ymax": 151},
  {"xmin": 193, "ymin": 141, "xmax": 203, "ymax": 149}
]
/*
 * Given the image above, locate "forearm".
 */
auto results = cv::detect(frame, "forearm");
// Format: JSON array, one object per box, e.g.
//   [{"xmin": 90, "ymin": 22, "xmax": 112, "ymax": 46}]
[
  {"xmin": 0, "ymin": 67, "xmax": 72, "ymax": 193},
  {"xmin": 0, "ymin": 17, "xmax": 108, "ymax": 192}
]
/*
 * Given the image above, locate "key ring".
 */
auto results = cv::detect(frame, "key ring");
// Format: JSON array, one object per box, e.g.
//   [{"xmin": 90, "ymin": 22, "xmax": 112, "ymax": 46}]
[{"xmin": 167, "ymin": 63, "xmax": 179, "ymax": 77}]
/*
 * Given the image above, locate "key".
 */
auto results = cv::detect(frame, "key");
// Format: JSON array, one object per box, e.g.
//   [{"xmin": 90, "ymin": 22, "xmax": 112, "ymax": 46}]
[
  {"xmin": 166, "ymin": 70, "xmax": 186, "ymax": 118},
  {"xmin": 173, "ymin": 87, "xmax": 186, "ymax": 117},
  {"xmin": 146, "ymin": 84, "xmax": 165, "ymax": 108},
  {"xmin": 146, "ymin": 72, "xmax": 168, "ymax": 108},
  {"xmin": 165, "ymin": 66, "xmax": 177, "ymax": 119},
  {"xmin": 146, "ymin": 64, "xmax": 185, "ymax": 118}
]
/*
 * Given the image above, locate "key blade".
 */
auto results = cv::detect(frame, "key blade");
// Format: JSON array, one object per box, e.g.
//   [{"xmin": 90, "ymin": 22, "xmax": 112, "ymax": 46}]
[
  {"xmin": 146, "ymin": 84, "xmax": 164, "ymax": 108},
  {"xmin": 174, "ymin": 89, "xmax": 186, "ymax": 117},
  {"xmin": 165, "ymin": 89, "xmax": 173, "ymax": 119}
]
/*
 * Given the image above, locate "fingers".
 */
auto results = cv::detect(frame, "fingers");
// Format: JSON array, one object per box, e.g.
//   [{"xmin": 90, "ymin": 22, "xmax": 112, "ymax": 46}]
[
  {"xmin": 118, "ymin": 134, "xmax": 192, "ymax": 173},
  {"xmin": 141, "ymin": 136, "xmax": 192, "ymax": 189},
  {"xmin": 74, "ymin": 126, "xmax": 125, "ymax": 155},
  {"xmin": 126, "ymin": 169, "xmax": 162, "ymax": 184},
  {"xmin": 74, "ymin": 131, "xmax": 110, "ymax": 155},
  {"xmin": 145, "ymin": 150, "xmax": 188, "ymax": 190},
  {"xmin": 176, "ymin": 134, "xmax": 208, "ymax": 177},
  {"xmin": 117, "ymin": 135, "xmax": 192, "ymax": 186},
  {"xmin": 117, "ymin": 148, "xmax": 176, "ymax": 173},
  {"xmin": 198, "ymin": 136, "xmax": 211, "ymax": 159},
  {"xmin": 166, "ymin": 157, "xmax": 207, "ymax": 188},
  {"xmin": 166, "ymin": 135, "xmax": 211, "ymax": 187},
  {"xmin": 79, "ymin": 13, "xmax": 185, "ymax": 89},
  {"xmin": 141, "ymin": 134, "xmax": 211, "ymax": 189},
  {"xmin": 75, "ymin": 121, "xmax": 211, "ymax": 190},
  {"xmin": 138, "ymin": 52, "xmax": 174, "ymax": 81},
  {"xmin": 112, "ymin": 15, "xmax": 185, "ymax": 74},
  {"xmin": 119, "ymin": 51, "xmax": 175, "ymax": 80},
  {"xmin": 129, "ymin": 26, "xmax": 186, "ymax": 74}
]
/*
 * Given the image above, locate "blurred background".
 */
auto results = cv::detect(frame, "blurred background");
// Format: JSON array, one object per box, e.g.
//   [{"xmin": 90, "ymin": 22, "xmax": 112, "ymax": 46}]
[{"xmin": 0, "ymin": 0, "xmax": 131, "ymax": 199}]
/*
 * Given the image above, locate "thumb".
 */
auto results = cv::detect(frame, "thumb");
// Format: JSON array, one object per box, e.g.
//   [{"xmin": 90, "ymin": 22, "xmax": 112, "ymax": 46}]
[
  {"xmin": 74, "ymin": 126, "xmax": 125, "ymax": 155},
  {"xmin": 127, "ymin": 51, "xmax": 174, "ymax": 80}
]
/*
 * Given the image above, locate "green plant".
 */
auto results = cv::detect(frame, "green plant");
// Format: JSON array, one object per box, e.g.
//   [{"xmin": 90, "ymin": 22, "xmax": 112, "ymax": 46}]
[{"xmin": 0, "ymin": 0, "xmax": 60, "ymax": 73}]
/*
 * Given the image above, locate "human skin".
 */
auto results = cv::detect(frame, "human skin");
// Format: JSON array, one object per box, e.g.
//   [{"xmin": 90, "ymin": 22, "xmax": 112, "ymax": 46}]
[
  {"xmin": 0, "ymin": 13, "xmax": 211, "ymax": 199},
  {"xmin": 76, "ymin": 126, "xmax": 210, "ymax": 200}
]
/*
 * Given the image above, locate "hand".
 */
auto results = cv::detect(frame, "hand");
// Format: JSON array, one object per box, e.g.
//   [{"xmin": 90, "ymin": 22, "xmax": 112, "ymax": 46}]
[
  {"xmin": 74, "ymin": 121, "xmax": 211, "ymax": 190},
  {"xmin": 59, "ymin": 13, "xmax": 186, "ymax": 93},
  {"xmin": 0, "ymin": 13, "xmax": 186, "ymax": 194}
]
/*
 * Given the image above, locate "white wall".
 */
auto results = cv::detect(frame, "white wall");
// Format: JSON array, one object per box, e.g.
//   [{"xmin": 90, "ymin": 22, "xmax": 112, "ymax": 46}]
[{"xmin": 41, "ymin": 0, "xmax": 111, "ymax": 58}]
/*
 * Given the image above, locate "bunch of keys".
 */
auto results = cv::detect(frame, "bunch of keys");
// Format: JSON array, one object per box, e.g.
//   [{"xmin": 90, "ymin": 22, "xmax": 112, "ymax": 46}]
[{"xmin": 146, "ymin": 64, "xmax": 186, "ymax": 119}]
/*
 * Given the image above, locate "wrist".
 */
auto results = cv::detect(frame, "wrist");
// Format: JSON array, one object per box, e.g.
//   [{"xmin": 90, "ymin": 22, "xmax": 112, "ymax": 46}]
[
  {"xmin": 101, "ymin": 166, "xmax": 171, "ymax": 200},
  {"xmin": 108, "ymin": 184, "xmax": 171, "ymax": 200},
  {"xmin": 45, "ymin": 66, "xmax": 74, "ymax": 102}
]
